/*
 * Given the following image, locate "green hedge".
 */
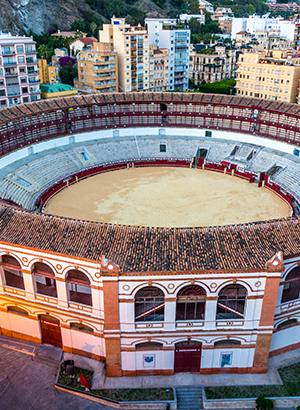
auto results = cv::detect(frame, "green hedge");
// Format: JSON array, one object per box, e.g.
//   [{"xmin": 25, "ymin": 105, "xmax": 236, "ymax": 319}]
[{"xmin": 205, "ymin": 362, "xmax": 300, "ymax": 399}]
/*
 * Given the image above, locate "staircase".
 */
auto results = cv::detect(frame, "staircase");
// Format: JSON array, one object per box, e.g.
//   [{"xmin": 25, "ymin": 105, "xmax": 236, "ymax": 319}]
[{"xmin": 176, "ymin": 386, "xmax": 203, "ymax": 410}]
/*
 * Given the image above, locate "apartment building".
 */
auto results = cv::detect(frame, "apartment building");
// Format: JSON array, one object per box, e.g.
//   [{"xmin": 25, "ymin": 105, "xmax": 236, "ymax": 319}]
[
  {"xmin": 198, "ymin": 0, "xmax": 214, "ymax": 14},
  {"xmin": 218, "ymin": 17, "xmax": 233, "ymax": 35},
  {"xmin": 189, "ymin": 43, "xmax": 238, "ymax": 84},
  {"xmin": 74, "ymin": 42, "xmax": 118, "ymax": 94},
  {"xmin": 99, "ymin": 17, "xmax": 150, "ymax": 92},
  {"xmin": 145, "ymin": 18, "xmax": 190, "ymax": 91},
  {"xmin": 38, "ymin": 58, "xmax": 58, "ymax": 84},
  {"xmin": 0, "ymin": 33, "xmax": 40, "ymax": 108},
  {"xmin": 235, "ymin": 51, "xmax": 300, "ymax": 103},
  {"xmin": 149, "ymin": 46, "xmax": 169, "ymax": 91}
]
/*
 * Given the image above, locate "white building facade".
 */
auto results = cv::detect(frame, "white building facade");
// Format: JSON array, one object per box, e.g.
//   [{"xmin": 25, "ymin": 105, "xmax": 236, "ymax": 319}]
[
  {"xmin": 231, "ymin": 16, "xmax": 295, "ymax": 42},
  {"xmin": 0, "ymin": 33, "xmax": 40, "ymax": 108},
  {"xmin": 145, "ymin": 19, "xmax": 190, "ymax": 91}
]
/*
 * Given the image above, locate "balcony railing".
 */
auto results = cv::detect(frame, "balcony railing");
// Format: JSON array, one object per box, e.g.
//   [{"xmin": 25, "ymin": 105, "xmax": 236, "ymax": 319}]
[
  {"xmin": 3, "ymin": 62, "xmax": 17, "ymax": 66},
  {"xmin": 5, "ymin": 72, "xmax": 18, "ymax": 77},
  {"xmin": 2, "ymin": 51, "xmax": 15, "ymax": 55}
]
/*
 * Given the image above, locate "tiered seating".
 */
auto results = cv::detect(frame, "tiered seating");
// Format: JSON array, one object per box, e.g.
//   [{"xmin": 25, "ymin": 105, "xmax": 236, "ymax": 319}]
[
  {"xmin": 248, "ymin": 150, "xmax": 291, "ymax": 173},
  {"xmin": 206, "ymin": 141, "xmax": 235, "ymax": 162},
  {"xmin": 1, "ymin": 136, "xmax": 300, "ymax": 210}
]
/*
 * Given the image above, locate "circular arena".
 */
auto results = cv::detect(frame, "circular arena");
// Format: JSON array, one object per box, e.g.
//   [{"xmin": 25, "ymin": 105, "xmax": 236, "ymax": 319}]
[{"xmin": 1, "ymin": 93, "xmax": 300, "ymax": 378}]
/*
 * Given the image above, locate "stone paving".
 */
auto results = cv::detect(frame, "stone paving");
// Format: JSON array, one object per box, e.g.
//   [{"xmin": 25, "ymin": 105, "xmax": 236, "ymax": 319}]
[{"xmin": 0, "ymin": 344, "xmax": 111, "ymax": 410}]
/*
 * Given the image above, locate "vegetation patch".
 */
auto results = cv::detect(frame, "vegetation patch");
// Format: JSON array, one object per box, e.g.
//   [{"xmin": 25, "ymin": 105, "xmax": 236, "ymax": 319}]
[
  {"xmin": 190, "ymin": 79, "xmax": 236, "ymax": 95},
  {"xmin": 57, "ymin": 363, "xmax": 174, "ymax": 402},
  {"xmin": 92, "ymin": 388, "xmax": 174, "ymax": 402},
  {"xmin": 205, "ymin": 362, "xmax": 300, "ymax": 400}
]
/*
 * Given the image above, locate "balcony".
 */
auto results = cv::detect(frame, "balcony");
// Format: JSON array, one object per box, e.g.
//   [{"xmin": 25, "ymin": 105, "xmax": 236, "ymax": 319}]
[
  {"xmin": 5, "ymin": 72, "xmax": 18, "ymax": 77},
  {"xmin": 25, "ymin": 49, "xmax": 36, "ymax": 54},
  {"xmin": 6, "ymin": 82, "xmax": 19, "ymax": 87},
  {"xmin": 29, "ymin": 89, "xmax": 40, "ymax": 94},
  {"xmin": 28, "ymin": 78, "xmax": 40, "ymax": 84},
  {"xmin": 26, "ymin": 59, "xmax": 37, "ymax": 65},
  {"xmin": 2, "ymin": 50, "xmax": 15, "ymax": 55},
  {"xmin": 27, "ymin": 70, "xmax": 39, "ymax": 75},
  {"xmin": 7, "ymin": 92, "xmax": 21, "ymax": 97},
  {"xmin": 3, "ymin": 62, "xmax": 17, "ymax": 66}
]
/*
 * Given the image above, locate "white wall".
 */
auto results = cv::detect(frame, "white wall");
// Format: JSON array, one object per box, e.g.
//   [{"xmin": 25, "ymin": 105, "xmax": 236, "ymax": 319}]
[{"xmin": 1, "ymin": 127, "xmax": 297, "ymax": 171}]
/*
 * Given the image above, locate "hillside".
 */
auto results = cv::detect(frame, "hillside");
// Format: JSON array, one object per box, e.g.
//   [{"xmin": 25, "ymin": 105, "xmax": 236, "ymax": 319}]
[{"xmin": 0, "ymin": 0, "xmax": 177, "ymax": 35}]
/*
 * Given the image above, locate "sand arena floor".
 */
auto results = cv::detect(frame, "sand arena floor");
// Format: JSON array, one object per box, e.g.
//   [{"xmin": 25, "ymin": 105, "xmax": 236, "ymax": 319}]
[{"xmin": 44, "ymin": 167, "xmax": 291, "ymax": 228}]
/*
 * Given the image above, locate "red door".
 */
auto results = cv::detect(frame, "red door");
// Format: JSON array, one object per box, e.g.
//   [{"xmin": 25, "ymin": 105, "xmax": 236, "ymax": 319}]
[
  {"xmin": 174, "ymin": 342, "xmax": 201, "ymax": 373},
  {"xmin": 40, "ymin": 316, "xmax": 62, "ymax": 348}
]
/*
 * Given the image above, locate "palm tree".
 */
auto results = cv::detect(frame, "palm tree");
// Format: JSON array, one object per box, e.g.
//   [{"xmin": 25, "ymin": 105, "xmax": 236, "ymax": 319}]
[{"xmin": 90, "ymin": 22, "xmax": 97, "ymax": 38}]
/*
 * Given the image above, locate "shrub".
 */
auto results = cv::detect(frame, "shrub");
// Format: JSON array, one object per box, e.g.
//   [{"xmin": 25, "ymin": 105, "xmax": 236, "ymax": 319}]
[{"xmin": 256, "ymin": 396, "xmax": 274, "ymax": 410}]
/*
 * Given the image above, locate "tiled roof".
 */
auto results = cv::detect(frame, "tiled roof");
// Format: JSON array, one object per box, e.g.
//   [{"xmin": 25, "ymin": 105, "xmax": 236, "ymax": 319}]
[
  {"xmin": 0, "ymin": 206, "xmax": 299, "ymax": 274},
  {"xmin": 2, "ymin": 93, "xmax": 300, "ymax": 124}
]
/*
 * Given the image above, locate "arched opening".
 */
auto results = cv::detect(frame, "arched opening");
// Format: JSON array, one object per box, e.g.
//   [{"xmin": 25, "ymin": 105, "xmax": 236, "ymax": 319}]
[
  {"xmin": 214, "ymin": 339, "xmax": 241, "ymax": 348},
  {"xmin": 33, "ymin": 262, "xmax": 57, "ymax": 298},
  {"xmin": 7, "ymin": 306, "xmax": 28, "ymax": 316},
  {"xmin": 282, "ymin": 267, "xmax": 300, "ymax": 303},
  {"xmin": 70, "ymin": 322, "xmax": 94, "ymax": 334},
  {"xmin": 277, "ymin": 319, "xmax": 298, "ymax": 330},
  {"xmin": 135, "ymin": 286, "xmax": 164, "ymax": 322},
  {"xmin": 2, "ymin": 255, "xmax": 24, "ymax": 290},
  {"xmin": 39, "ymin": 314, "xmax": 62, "ymax": 348},
  {"xmin": 176, "ymin": 285, "xmax": 206, "ymax": 321},
  {"xmin": 135, "ymin": 342, "xmax": 163, "ymax": 350},
  {"xmin": 174, "ymin": 340, "xmax": 202, "ymax": 373},
  {"xmin": 216, "ymin": 284, "xmax": 247, "ymax": 320},
  {"xmin": 66, "ymin": 270, "xmax": 92, "ymax": 306}
]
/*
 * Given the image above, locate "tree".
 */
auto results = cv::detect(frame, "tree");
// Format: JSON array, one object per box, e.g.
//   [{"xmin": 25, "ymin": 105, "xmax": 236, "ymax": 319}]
[
  {"xmin": 90, "ymin": 22, "xmax": 97, "ymax": 36},
  {"xmin": 38, "ymin": 44, "xmax": 52, "ymax": 62},
  {"xmin": 189, "ymin": 0, "xmax": 200, "ymax": 14},
  {"xmin": 59, "ymin": 61, "xmax": 78, "ymax": 86},
  {"xmin": 59, "ymin": 56, "xmax": 76, "ymax": 67}
]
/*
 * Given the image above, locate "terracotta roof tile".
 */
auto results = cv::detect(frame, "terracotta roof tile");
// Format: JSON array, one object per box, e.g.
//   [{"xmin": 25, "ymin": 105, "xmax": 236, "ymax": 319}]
[{"xmin": 0, "ymin": 206, "xmax": 299, "ymax": 274}]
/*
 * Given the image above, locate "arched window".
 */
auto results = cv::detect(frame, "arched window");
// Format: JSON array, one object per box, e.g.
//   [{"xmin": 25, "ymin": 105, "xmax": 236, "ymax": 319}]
[
  {"xmin": 214, "ymin": 339, "xmax": 241, "ymax": 348},
  {"xmin": 7, "ymin": 306, "xmax": 28, "ymax": 316},
  {"xmin": 176, "ymin": 285, "xmax": 206, "ymax": 321},
  {"xmin": 135, "ymin": 286, "xmax": 164, "ymax": 322},
  {"xmin": 277, "ymin": 319, "xmax": 298, "ymax": 330},
  {"xmin": 281, "ymin": 267, "xmax": 300, "ymax": 303},
  {"xmin": 33, "ymin": 262, "xmax": 57, "ymax": 298},
  {"xmin": 70, "ymin": 323, "xmax": 94, "ymax": 334},
  {"xmin": 135, "ymin": 342, "xmax": 163, "ymax": 350},
  {"xmin": 67, "ymin": 270, "xmax": 92, "ymax": 306},
  {"xmin": 2, "ymin": 255, "xmax": 24, "ymax": 290},
  {"xmin": 216, "ymin": 284, "xmax": 247, "ymax": 320}
]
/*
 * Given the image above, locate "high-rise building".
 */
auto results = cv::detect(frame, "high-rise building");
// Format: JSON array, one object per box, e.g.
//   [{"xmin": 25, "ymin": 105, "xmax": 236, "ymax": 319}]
[
  {"xmin": 74, "ymin": 42, "xmax": 118, "ymax": 94},
  {"xmin": 0, "ymin": 33, "xmax": 40, "ymax": 108},
  {"xmin": 99, "ymin": 17, "xmax": 150, "ymax": 92},
  {"xmin": 145, "ymin": 18, "xmax": 190, "ymax": 92}
]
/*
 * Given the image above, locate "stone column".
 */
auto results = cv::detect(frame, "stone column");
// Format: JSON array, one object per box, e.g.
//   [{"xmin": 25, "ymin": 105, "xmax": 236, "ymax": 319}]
[
  {"xmin": 164, "ymin": 298, "xmax": 176, "ymax": 331},
  {"xmin": 22, "ymin": 269, "xmax": 35, "ymax": 300},
  {"xmin": 204, "ymin": 296, "xmax": 217, "ymax": 330},
  {"xmin": 0, "ymin": 265, "xmax": 5, "ymax": 293},
  {"xmin": 56, "ymin": 278, "xmax": 69, "ymax": 308}
]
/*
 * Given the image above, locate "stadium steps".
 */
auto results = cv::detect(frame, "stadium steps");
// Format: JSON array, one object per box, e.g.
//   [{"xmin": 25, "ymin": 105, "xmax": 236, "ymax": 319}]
[{"xmin": 176, "ymin": 386, "xmax": 203, "ymax": 410}]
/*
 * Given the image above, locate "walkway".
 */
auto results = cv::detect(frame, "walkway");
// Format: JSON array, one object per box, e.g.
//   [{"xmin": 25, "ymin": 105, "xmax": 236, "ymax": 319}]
[
  {"xmin": 0, "ymin": 336, "xmax": 111, "ymax": 410},
  {"xmin": 65, "ymin": 347, "xmax": 300, "ymax": 389}
]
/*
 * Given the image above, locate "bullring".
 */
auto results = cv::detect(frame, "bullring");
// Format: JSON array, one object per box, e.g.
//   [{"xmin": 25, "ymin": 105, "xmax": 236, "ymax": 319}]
[{"xmin": 0, "ymin": 93, "xmax": 300, "ymax": 376}]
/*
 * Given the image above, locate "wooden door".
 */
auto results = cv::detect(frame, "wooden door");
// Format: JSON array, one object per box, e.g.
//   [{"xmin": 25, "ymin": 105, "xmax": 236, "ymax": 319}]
[
  {"xmin": 174, "ymin": 342, "xmax": 201, "ymax": 373},
  {"xmin": 40, "ymin": 316, "xmax": 62, "ymax": 348}
]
